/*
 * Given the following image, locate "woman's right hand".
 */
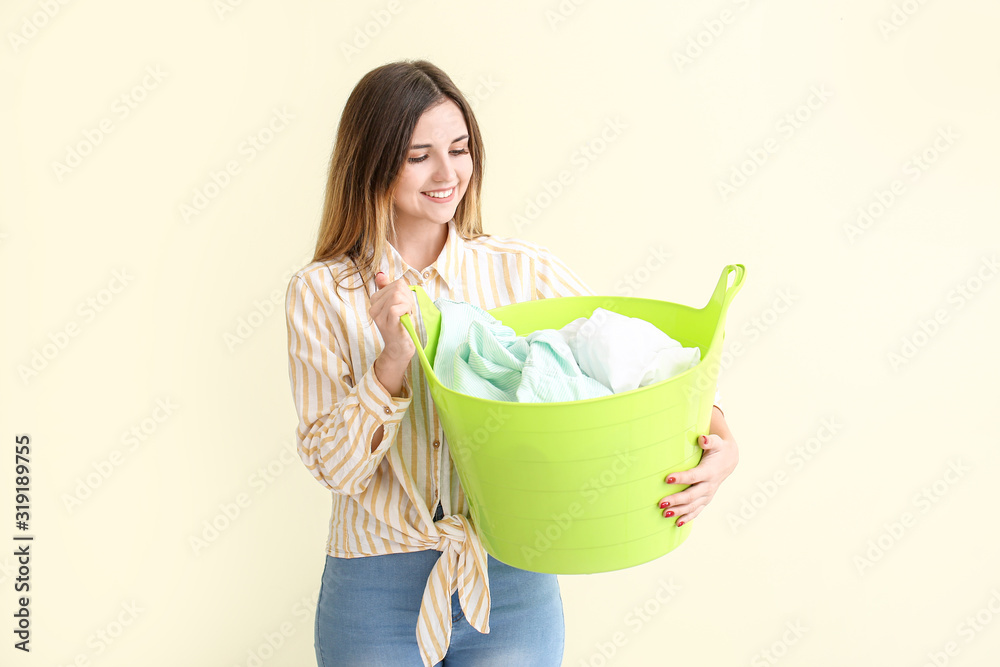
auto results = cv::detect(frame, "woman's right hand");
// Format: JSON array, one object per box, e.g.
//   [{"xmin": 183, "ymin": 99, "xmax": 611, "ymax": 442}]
[{"xmin": 369, "ymin": 271, "xmax": 416, "ymax": 382}]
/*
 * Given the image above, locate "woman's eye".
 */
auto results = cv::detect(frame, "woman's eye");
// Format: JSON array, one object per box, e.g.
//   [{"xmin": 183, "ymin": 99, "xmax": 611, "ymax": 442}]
[{"xmin": 407, "ymin": 148, "xmax": 469, "ymax": 164}]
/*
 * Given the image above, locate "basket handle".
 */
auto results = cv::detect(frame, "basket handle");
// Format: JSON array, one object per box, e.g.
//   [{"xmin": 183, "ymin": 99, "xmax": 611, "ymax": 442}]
[
  {"xmin": 704, "ymin": 264, "xmax": 746, "ymax": 313},
  {"xmin": 399, "ymin": 284, "xmax": 441, "ymax": 374}
]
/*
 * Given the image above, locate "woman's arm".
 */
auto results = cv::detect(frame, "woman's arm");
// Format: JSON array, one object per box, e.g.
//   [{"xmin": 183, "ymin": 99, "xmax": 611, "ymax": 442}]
[
  {"xmin": 709, "ymin": 404, "xmax": 732, "ymax": 442},
  {"xmin": 285, "ymin": 275, "xmax": 412, "ymax": 494}
]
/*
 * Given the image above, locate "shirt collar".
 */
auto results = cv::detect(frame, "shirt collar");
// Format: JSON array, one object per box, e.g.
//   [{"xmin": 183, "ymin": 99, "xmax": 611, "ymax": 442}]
[{"xmin": 378, "ymin": 218, "xmax": 465, "ymax": 291}]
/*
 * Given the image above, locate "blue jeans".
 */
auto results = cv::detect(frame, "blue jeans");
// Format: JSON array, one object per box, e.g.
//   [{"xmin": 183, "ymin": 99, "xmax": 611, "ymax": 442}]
[{"xmin": 314, "ymin": 501, "xmax": 565, "ymax": 666}]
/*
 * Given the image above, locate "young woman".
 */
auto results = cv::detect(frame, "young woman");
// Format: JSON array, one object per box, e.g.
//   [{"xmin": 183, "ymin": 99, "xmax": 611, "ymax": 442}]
[{"xmin": 284, "ymin": 59, "xmax": 739, "ymax": 667}]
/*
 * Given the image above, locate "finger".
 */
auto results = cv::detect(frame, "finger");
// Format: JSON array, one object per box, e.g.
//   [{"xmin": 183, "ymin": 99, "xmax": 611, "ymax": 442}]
[
  {"xmin": 658, "ymin": 485, "xmax": 700, "ymax": 509},
  {"xmin": 664, "ymin": 466, "xmax": 707, "ymax": 487},
  {"xmin": 380, "ymin": 278, "xmax": 415, "ymax": 314},
  {"xmin": 369, "ymin": 274, "xmax": 388, "ymax": 316},
  {"xmin": 660, "ymin": 481, "xmax": 709, "ymax": 510},
  {"xmin": 675, "ymin": 503, "xmax": 706, "ymax": 526},
  {"xmin": 372, "ymin": 283, "xmax": 413, "ymax": 321},
  {"xmin": 663, "ymin": 435, "xmax": 723, "ymax": 485},
  {"xmin": 388, "ymin": 302, "xmax": 414, "ymax": 322},
  {"xmin": 700, "ymin": 434, "xmax": 725, "ymax": 452},
  {"xmin": 663, "ymin": 495, "xmax": 706, "ymax": 521},
  {"xmin": 370, "ymin": 274, "xmax": 389, "ymax": 307}
]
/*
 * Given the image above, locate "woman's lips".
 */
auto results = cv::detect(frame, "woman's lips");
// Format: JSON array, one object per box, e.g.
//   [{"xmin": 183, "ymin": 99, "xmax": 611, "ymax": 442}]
[{"xmin": 421, "ymin": 186, "xmax": 456, "ymax": 203}]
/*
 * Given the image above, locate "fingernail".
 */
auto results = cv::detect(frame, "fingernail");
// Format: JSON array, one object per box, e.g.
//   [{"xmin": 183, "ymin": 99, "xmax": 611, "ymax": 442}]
[
  {"xmin": 666, "ymin": 476, "xmax": 676, "ymax": 484},
  {"xmin": 376, "ymin": 271, "xmax": 384, "ymax": 277},
  {"xmin": 658, "ymin": 501, "xmax": 669, "ymax": 509},
  {"xmin": 663, "ymin": 510, "xmax": 674, "ymax": 517},
  {"xmin": 701, "ymin": 435, "xmax": 707, "ymax": 444},
  {"xmin": 677, "ymin": 520, "xmax": 685, "ymax": 527}
]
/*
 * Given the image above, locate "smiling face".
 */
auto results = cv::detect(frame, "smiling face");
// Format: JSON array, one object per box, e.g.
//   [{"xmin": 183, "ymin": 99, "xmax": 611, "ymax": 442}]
[{"xmin": 392, "ymin": 98, "xmax": 473, "ymax": 230}]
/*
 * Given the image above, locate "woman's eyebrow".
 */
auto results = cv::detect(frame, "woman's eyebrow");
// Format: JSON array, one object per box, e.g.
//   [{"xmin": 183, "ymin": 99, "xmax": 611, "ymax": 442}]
[{"xmin": 409, "ymin": 134, "xmax": 469, "ymax": 150}]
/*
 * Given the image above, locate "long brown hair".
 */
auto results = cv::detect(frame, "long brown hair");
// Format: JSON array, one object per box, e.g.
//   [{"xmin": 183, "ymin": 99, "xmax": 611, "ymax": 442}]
[{"xmin": 313, "ymin": 59, "xmax": 489, "ymax": 303}]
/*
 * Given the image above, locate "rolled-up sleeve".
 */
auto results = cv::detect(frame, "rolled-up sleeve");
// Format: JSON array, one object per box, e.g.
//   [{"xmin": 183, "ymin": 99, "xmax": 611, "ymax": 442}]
[{"xmin": 284, "ymin": 274, "xmax": 412, "ymax": 495}]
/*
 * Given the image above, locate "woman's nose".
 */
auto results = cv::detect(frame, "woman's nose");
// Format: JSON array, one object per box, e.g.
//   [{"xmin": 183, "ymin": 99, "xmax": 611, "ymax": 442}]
[{"xmin": 432, "ymin": 152, "xmax": 456, "ymax": 181}]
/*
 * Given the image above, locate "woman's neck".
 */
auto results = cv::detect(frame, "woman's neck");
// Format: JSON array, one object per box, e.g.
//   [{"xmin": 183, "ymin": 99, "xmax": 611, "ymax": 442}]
[{"xmin": 389, "ymin": 219, "xmax": 449, "ymax": 272}]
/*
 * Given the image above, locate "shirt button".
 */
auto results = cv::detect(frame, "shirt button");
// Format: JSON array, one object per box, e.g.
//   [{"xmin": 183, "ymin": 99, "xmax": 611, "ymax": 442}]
[
  {"xmin": 422, "ymin": 270, "xmax": 431, "ymax": 279},
  {"xmin": 383, "ymin": 406, "xmax": 391, "ymax": 415},
  {"xmin": 432, "ymin": 439, "xmax": 440, "ymax": 448}
]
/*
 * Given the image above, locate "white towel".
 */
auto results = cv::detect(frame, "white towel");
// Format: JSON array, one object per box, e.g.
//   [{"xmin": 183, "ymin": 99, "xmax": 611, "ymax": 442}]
[{"xmin": 557, "ymin": 307, "xmax": 701, "ymax": 394}]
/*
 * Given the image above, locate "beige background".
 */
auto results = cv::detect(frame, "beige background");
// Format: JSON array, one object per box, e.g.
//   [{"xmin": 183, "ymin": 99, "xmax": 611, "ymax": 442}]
[{"xmin": 3, "ymin": 0, "xmax": 999, "ymax": 665}]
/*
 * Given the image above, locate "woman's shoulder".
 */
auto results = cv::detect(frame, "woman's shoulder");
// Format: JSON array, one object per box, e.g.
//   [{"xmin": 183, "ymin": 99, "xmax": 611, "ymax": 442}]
[
  {"xmin": 288, "ymin": 257, "xmax": 366, "ymax": 304},
  {"xmin": 464, "ymin": 230, "xmax": 553, "ymax": 259}
]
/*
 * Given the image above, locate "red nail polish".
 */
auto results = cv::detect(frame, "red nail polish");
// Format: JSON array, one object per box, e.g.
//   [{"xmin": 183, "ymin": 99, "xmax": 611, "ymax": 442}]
[
  {"xmin": 702, "ymin": 436, "xmax": 707, "ymax": 444},
  {"xmin": 664, "ymin": 510, "xmax": 674, "ymax": 517},
  {"xmin": 677, "ymin": 520, "xmax": 685, "ymax": 526},
  {"xmin": 658, "ymin": 501, "xmax": 668, "ymax": 509},
  {"xmin": 666, "ymin": 476, "xmax": 676, "ymax": 484}
]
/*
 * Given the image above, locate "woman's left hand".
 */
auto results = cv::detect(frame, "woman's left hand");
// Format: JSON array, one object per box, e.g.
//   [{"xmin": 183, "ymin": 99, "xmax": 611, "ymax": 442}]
[{"xmin": 657, "ymin": 433, "xmax": 739, "ymax": 527}]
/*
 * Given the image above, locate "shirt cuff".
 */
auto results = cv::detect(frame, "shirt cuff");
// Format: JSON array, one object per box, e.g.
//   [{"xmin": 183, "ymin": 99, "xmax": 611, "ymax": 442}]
[{"xmin": 358, "ymin": 363, "xmax": 412, "ymax": 424}]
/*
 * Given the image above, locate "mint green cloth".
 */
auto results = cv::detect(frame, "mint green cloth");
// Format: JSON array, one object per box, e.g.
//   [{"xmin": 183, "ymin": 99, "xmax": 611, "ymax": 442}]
[{"xmin": 432, "ymin": 298, "xmax": 613, "ymax": 403}]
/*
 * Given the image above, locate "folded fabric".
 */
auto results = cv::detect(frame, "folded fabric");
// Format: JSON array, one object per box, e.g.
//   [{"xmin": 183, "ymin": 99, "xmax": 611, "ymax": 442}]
[
  {"xmin": 432, "ymin": 299, "xmax": 613, "ymax": 403},
  {"xmin": 557, "ymin": 307, "xmax": 701, "ymax": 394}
]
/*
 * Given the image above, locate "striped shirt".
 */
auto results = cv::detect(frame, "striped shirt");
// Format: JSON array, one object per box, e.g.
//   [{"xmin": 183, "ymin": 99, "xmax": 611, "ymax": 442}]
[{"xmin": 283, "ymin": 218, "xmax": 722, "ymax": 666}]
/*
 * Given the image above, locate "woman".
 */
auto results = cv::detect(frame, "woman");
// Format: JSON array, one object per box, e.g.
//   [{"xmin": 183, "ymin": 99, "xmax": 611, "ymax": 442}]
[{"xmin": 284, "ymin": 59, "xmax": 739, "ymax": 667}]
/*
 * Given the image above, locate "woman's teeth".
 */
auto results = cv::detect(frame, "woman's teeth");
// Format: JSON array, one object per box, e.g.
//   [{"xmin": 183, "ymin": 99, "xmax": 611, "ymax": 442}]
[{"xmin": 422, "ymin": 187, "xmax": 454, "ymax": 198}]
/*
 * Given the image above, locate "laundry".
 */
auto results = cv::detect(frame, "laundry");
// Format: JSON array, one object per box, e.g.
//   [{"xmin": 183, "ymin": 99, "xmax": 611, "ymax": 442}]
[
  {"xmin": 558, "ymin": 307, "xmax": 701, "ymax": 394},
  {"xmin": 432, "ymin": 299, "xmax": 613, "ymax": 402},
  {"xmin": 431, "ymin": 299, "xmax": 701, "ymax": 402}
]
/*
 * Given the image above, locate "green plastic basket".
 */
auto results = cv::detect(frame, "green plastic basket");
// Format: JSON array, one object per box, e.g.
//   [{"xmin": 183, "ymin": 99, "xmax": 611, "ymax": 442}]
[{"xmin": 399, "ymin": 264, "xmax": 745, "ymax": 574}]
